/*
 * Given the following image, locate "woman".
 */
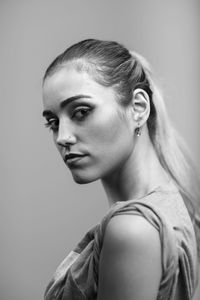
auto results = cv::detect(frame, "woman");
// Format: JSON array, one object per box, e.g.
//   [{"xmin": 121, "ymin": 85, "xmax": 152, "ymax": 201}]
[{"xmin": 42, "ymin": 39, "xmax": 200, "ymax": 300}]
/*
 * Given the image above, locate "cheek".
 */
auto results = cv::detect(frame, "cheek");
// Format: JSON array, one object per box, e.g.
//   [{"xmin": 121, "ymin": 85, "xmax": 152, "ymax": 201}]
[
  {"xmin": 52, "ymin": 134, "xmax": 63, "ymax": 156},
  {"xmin": 85, "ymin": 111, "xmax": 133, "ymax": 157}
]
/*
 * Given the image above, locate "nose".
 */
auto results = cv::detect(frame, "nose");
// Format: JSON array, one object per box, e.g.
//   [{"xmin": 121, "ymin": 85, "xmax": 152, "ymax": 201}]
[{"xmin": 56, "ymin": 119, "xmax": 77, "ymax": 147}]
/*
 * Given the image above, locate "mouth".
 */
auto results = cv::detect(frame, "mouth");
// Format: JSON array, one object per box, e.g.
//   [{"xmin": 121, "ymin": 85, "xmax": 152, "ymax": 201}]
[{"xmin": 64, "ymin": 153, "xmax": 88, "ymax": 166}]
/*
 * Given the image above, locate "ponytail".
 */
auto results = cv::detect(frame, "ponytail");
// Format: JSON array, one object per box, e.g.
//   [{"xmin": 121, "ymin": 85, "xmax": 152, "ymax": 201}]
[
  {"xmin": 44, "ymin": 39, "xmax": 200, "ymax": 259},
  {"xmin": 131, "ymin": 51, "xmax": 200, "ymax": 259}
]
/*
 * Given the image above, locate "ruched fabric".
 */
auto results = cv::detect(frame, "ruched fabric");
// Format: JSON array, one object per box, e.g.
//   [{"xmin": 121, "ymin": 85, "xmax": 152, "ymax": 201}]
[{"xmin": 44, "ymin": 184, "xmax": 198, "ymax": 300}]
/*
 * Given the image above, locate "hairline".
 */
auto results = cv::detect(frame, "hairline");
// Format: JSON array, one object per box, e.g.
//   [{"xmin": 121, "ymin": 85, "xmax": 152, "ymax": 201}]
[{"xmin": 43, "ymin": 58, "xmax": 125, "ymax": 104}]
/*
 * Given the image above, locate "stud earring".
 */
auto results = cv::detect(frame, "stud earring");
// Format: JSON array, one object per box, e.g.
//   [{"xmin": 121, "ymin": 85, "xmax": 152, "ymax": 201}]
[{"xmin": 135, "ymin": 123, "xmax": 141, "ymax": 136}]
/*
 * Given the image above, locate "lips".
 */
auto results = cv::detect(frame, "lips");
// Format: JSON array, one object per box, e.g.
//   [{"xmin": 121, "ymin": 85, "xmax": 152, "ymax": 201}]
[{"xmin": 64, "ymin": 153, "xmax": 87, "ymax": 164}]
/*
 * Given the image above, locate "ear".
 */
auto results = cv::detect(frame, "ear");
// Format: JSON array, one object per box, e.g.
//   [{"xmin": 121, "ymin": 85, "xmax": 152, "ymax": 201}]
[{"xmin": 132, "ymin": 88, "xmax": 150, "ymax": 126}]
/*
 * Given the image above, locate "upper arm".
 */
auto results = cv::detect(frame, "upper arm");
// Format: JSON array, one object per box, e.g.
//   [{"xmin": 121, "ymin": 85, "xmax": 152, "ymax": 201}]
[{"xmin": 97, "ymin": 215, "xmax": 162, "ymax": 300}]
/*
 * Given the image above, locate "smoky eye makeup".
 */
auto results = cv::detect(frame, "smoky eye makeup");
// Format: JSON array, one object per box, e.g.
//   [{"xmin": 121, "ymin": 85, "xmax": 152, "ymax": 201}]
[
  {"xmin": 42, "ymin": 110, "xmax": 58, "ymax": 130},
  {"xmin": 44, "ymin": 117, "xmax": 59, "ymax": 131},
  {"xmin": 43, "ymin": 100, "xmax": 95, "ymax": 131},
  {"xmin": 68, "ymin": 101, "xmax": 94, "ymax": 117}
]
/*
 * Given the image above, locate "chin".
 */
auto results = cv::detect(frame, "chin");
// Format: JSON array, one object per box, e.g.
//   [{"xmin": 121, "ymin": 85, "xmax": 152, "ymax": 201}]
[{"xmin": 71, "ymin": 171, "xmax": 99, "ymax": 185}]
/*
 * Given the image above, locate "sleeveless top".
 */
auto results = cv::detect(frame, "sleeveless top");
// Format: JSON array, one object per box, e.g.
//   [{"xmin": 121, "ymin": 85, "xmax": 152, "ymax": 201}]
[{"xmin": 44, "ymin": 183, "xmax": 199, "ymax": 300}]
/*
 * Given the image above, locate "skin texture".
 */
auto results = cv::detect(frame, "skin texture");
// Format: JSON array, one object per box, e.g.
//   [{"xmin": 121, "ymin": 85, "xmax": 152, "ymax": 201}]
[
  {"xmin": 97, "ymin": 215, "xmax": 162, "ymax": 300},
  {"xmin": 43, "ymin": 67, "xmax": 138, "ymax": 185},
  {"xmin": 42, "ymin": 65, "xmax": 170, "ymax": 300}
]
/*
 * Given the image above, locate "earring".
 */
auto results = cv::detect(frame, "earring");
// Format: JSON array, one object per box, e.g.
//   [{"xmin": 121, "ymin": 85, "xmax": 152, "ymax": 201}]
[{"xmin": 135, "ymin": 123, "xmax": 141, "ymax": 136}]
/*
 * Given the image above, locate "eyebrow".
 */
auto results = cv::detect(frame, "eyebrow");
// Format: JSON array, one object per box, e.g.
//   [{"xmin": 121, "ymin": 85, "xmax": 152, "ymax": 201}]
[{"xmin": 42, "ymin": 94, "xmax": 92, "ymax": 117}]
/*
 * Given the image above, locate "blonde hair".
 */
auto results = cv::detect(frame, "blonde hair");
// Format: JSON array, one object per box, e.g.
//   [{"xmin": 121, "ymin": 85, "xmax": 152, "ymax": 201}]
[
  {"xmin": 132, "ymin": 51, "xmax": 200, "ymax": 258},
  {"xmin": 44, "ymin": 39, "xmax": 200, "ymax": 259}
]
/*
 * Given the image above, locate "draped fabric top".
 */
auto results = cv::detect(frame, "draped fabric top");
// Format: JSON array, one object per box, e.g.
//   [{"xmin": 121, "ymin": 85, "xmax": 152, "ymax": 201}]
[{"xmin": 44, "ymin": 183, "xmax": 199, "ymax": 300}]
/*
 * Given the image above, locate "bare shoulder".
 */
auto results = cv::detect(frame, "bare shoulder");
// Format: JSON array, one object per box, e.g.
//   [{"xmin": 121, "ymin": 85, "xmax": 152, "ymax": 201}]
[
  {"xmin": 103, "ymin": 214, "xmax": 160, "ymax": 249},
  {"xmin": 97, "ymin": 215, "xmax": 162, "ymax": 300}
]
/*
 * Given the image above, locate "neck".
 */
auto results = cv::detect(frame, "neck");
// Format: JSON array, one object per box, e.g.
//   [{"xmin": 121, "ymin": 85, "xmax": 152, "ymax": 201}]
[{"xmin": 101, "ymin": 127, "xmax": 170, "ymax": 206}]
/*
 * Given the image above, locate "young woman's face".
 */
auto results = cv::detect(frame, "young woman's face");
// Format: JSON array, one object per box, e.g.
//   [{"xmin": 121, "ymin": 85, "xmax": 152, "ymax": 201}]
[{"xmin": 42, "ymin": 67, "xmax": 135, "ymax": 184}]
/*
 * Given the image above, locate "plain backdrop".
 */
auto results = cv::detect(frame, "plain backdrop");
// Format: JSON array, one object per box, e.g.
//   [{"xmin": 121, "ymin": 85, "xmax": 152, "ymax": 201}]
[{"xmin": 0, "ymin": 1, "xmax": 200, "ymax": 299}]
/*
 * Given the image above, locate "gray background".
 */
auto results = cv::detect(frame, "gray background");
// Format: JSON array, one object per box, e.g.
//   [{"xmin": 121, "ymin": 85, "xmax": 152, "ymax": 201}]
[{"xmin": 0, "ymin": 0, "xmax": 200, "ymax": 299}]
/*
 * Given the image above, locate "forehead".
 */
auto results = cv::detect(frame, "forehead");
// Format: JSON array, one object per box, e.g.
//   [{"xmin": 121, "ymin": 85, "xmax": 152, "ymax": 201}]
[
  {"xmin": 43, "ymin": 67, "xmax": 90, "ymax": 98},
  {"xmin": 42, "ymin": 67, "xmax": 118, "ymax": 110}
]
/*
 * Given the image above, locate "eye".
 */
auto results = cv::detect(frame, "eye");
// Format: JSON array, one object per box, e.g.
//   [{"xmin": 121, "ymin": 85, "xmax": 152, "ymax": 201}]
[
  {"xmin": 72, "ymin": 107, "xmax": 92, "ymax": 120},
  {"xmin": 44, "ymin": 118, "xmax": 59, "ymax": 132}
]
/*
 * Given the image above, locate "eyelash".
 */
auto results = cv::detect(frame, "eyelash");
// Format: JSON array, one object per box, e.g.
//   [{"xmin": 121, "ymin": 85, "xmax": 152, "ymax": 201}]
[
  {"xmin": 72, "ymin": 107, "xmax": 92, "ymax": 120},
  {"xmin": 44, "ymin": 119, "xmax": 58, "ymax": 131},
  {"xmin": 44, "ymin": 107, "xmax": 92, "ymax": 131}
]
